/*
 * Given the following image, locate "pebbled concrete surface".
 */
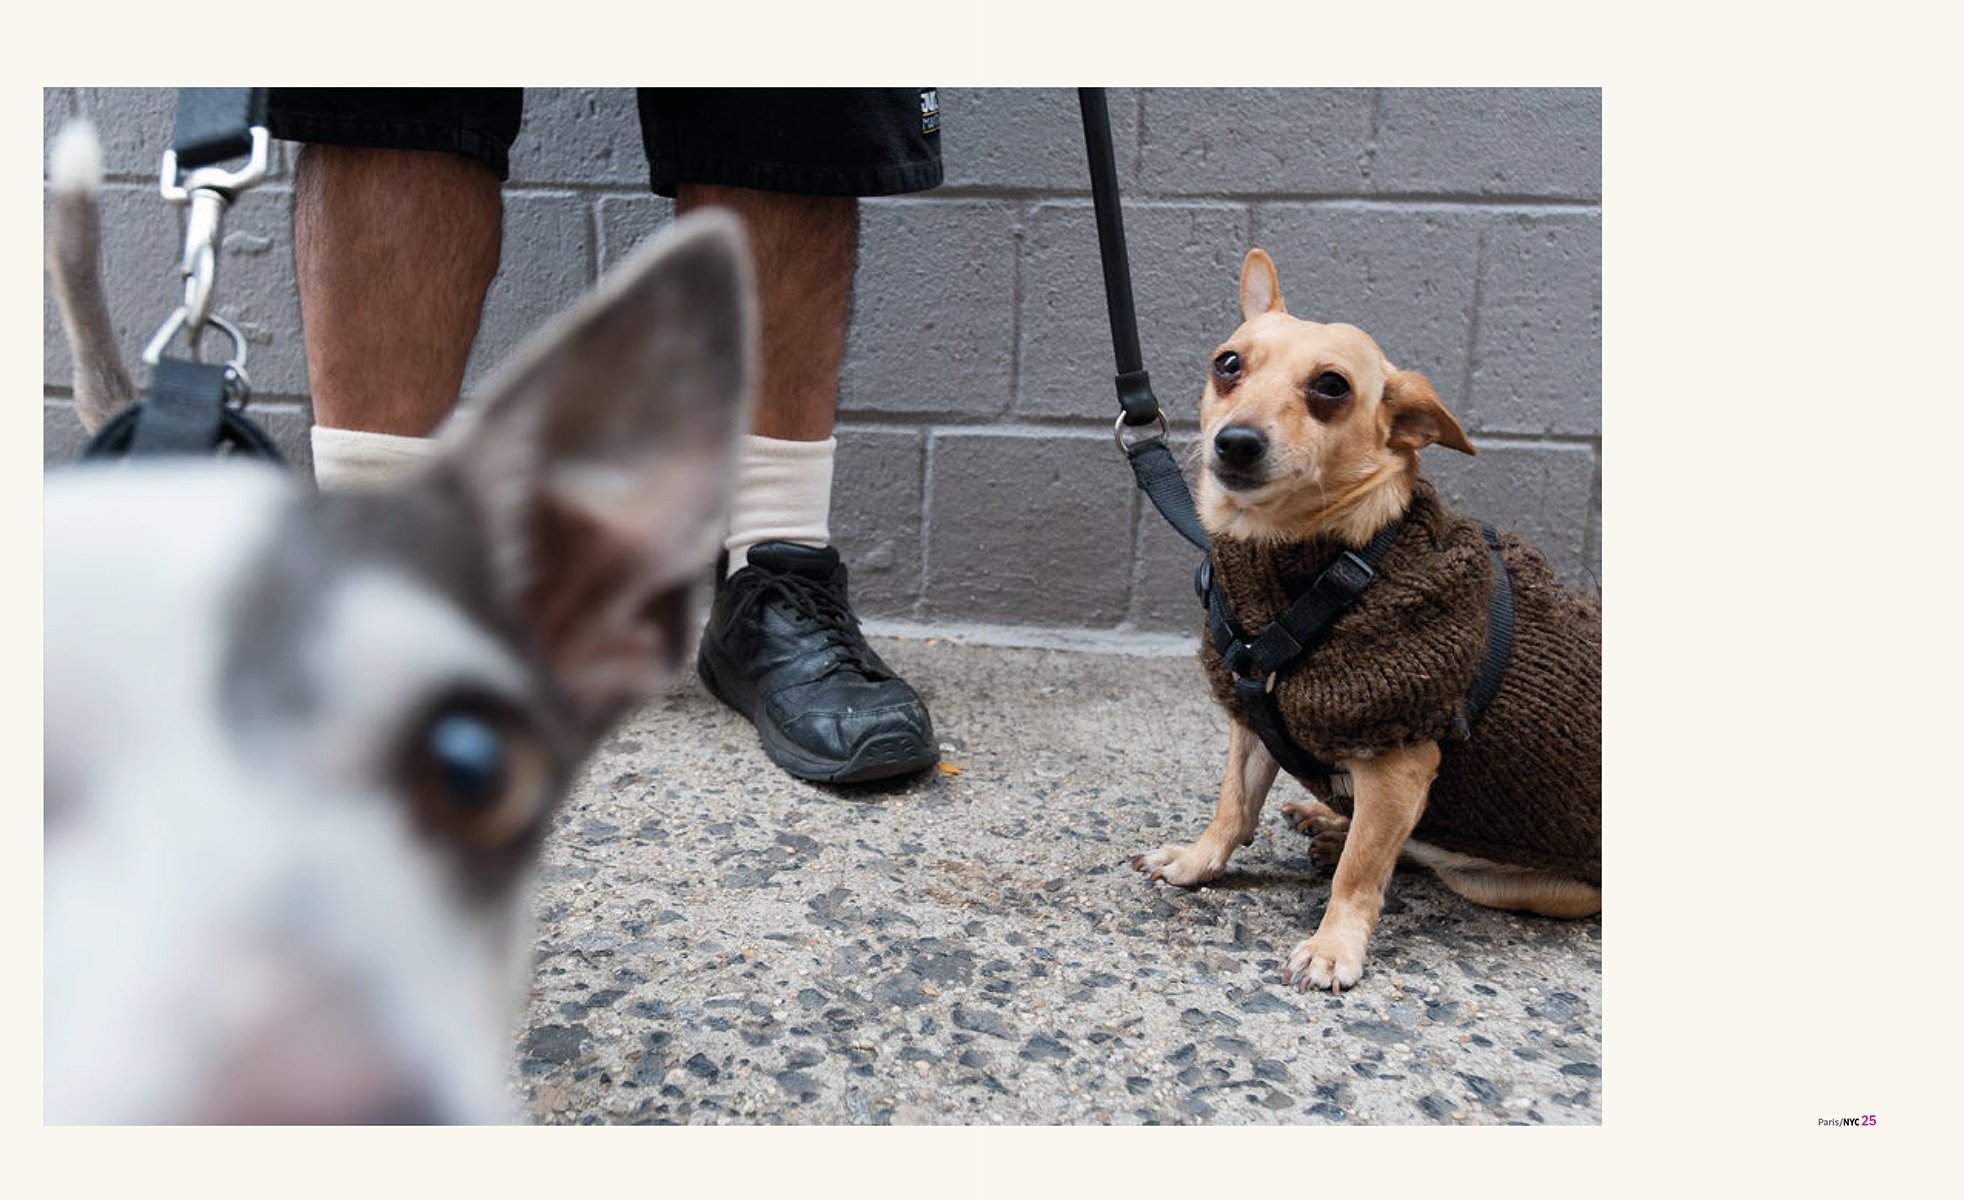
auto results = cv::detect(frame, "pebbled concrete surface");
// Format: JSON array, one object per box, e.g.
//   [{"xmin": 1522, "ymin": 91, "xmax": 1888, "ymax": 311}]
[{"xmin": 511, "ymin": 637, "xmax": 1601, "ymax": 1125}]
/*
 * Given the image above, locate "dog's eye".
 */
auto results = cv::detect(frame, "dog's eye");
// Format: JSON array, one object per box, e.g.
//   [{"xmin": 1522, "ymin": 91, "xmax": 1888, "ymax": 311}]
[
  {"xmin": 1310, "ymin": 372, "xmax": 1350, "ymax": 399},
  {"xmin": 1212, "ymin": 351, "xmax": 1242, "ymax": 380},
  {"xmin": 402, "ymin": 700, "xmax": 550, "ymax": 851},
  {"xmin": 427, "ymin": 714, "xmax": 509, "ymax": 811}
]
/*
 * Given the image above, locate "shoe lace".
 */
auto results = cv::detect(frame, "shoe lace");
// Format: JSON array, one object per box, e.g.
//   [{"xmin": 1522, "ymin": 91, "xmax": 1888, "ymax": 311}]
[{"xmin": 725, "ymin": 564, "xmax": 893, "ymax": 682}]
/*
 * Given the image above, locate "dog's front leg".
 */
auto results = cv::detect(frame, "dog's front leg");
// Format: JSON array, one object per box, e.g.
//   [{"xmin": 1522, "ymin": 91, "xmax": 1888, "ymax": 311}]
[
  {"xmin": 1133, "ymin": 718, "xmax": 1278, "ymax": 887},
  {"xmin": 1284, "ymin": 740, "xmax": 1439, "ymax": 992}
]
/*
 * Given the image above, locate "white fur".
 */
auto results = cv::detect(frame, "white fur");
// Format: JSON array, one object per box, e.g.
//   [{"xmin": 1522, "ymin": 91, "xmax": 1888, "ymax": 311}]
[
  {"xmin": 49, "ymin": 119, "xmax": 102, "ymax": 194},
  {"xmin": 44, "ymin": 463, "xmax": 529, "ymax": 1123},
  {"xmin": 43, "ymin": 210, "xmax": 756, "ymax": 1124}
]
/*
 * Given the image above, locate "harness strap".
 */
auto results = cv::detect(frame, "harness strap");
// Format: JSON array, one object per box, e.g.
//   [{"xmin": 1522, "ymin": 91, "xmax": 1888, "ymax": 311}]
[
  {"xmin": 80, "ymin": 357, "xmax": 286, "ymax": 463},
  {"xmin": 1206, "ymin": 519, "xmax": 1516, "ymax": 783},
  {"xmin": 126, "ymin": 357, "xmax": 229, "ymax": 456},
  {"xmin": 1206, "ymin": 520, "xmax": 1402, "ymax": 780}
]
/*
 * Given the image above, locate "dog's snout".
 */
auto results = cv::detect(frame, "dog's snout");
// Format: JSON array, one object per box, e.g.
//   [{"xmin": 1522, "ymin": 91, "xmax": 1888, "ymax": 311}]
[{"xmin": 1213, "ymin": 425, "xmax": 1268, "ymax": 469}]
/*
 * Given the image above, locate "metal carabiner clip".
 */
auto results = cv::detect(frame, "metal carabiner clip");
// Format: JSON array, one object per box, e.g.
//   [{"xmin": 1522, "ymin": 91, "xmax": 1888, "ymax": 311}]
[{"xmin": 153, "ymin": 126, "xmax": 271, "ymax": 361}]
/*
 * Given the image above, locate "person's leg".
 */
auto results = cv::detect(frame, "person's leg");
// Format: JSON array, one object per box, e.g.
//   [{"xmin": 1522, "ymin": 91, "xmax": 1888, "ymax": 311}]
[
  {"xmin": 646, "ymin": 89, "xmax": 944, "ymax": 784},
  {"xmin": 677, "ymin": 185, "xmax": 853, "ymax": 444},
  {"xmin": 295, "ymin": 147, "xmax": 501, "ymax": 439},
  {"xmin": 677, "ymin": 185, "xmax": 853, "ymax": 572},
  {"xmin": 267, "ymin": 89, "xmax": 521, "ymax": 487}
]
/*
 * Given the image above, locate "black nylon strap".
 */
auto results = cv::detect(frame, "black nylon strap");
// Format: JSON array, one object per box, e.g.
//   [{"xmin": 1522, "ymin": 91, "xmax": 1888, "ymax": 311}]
[
  {"xmin": 172, "ymin": 88, "xmax": 267, "ymax": 168},
  {"xmin": 127, "ymin": 357, "xmax": 230, "ymax": 456},
  {"xmin": 1235, "ymin": 676, "xmax": 1335, "ymax": 783},
  {"xmin": 80, "ymin": 401, "xmax": 288, "ymax": 464},
  {"xmin": 79, "ymin": 357, "xmax": 287, "ymax": 464},
  {"xmin": 1246, "ymin": 522, "xmax": 1400, "ymax": 677},
  {"xmin": 1128, "ymin": 437, "xmax": 1210, "ymax": 550},
  {"xmin": 1204, "ymin": 520, "xmax": 1403, "ymax": 780},
  {"xmin": 1079, "ymin": 88, "xmax": 1164, "ymax": 428},
  {"xmin": 1206, "ymin": 518, "xmax": 1518, "ymax": 786},
  {"xmin": 1466, "ymin": 525, "xmax": 1515, "ymax": 724}
]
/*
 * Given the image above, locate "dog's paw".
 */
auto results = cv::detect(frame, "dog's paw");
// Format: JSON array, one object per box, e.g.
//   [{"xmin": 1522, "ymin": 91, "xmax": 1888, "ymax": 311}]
[
  {"xmin": 1283, "ymin": 927, "xmax": 1368, "ymax": 993},
  {"xmin": 1280, "ymin": 800, "xmax": 1350, "ymax": 871},
  {"xmin": 1132, "ymin": 842, "xmax": 1228, "ymax": 889},
  {"xmin": 1280, "ymin": 798, "xmax": 1347, "ymax": 834}
]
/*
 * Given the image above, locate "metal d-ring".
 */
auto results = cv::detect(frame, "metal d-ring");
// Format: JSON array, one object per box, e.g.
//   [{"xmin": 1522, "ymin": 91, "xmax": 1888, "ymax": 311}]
[
  {"xmin": 1113, "ymin": 410, "xmax": 1170, "ymax": 455},
  {"xmin": 142, "ymin": 308, "xmax": 250, "ymax": 382}
]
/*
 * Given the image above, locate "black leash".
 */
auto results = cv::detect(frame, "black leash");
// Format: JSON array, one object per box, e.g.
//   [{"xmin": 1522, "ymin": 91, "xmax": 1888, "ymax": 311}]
[
  {"xmin": 1078, "ymin": 88, "xmax": 1209, "ymax": 552},
  {"xmin": 80, "ymin": 87, "xmax": 285, "ymax": 465},
  {"xmin": 1075, "ymin": 87, "xmax": 1514, "ymax": 778}
]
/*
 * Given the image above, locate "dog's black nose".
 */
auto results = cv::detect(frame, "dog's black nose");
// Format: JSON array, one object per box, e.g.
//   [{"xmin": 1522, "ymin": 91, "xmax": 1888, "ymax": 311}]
[{"xmin": 1213, "ymin": 425, "xmax": 1267, "ymax": 469}]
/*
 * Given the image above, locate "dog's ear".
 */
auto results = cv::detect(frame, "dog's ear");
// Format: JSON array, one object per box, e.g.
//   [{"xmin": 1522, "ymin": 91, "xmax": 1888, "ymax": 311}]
[
  {"xmin": 1239, "ymin": 249, "xmax": 1287, "ymax": 320},
  {"xmin": 1382, "ymin": 368, "xmax": 1475, "ymax": 456},
  {"xmin": 439, "ymin": 212, "xmax": 756, "ymax": 728}
]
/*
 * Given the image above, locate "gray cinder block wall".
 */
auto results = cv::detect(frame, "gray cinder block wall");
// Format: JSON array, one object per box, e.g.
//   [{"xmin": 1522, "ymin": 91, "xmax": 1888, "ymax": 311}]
[{"xmin": 41, "ymin": 88, "xmax": 1601, "ymax": 638}]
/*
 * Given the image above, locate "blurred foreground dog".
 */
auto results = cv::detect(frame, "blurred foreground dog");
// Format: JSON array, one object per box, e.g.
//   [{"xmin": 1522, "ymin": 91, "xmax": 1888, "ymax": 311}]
[
  {"xmin": 1134, "ymin": 249, "xmax": 1600, "ymax": 992},
  {"xmin": 43, "ymin": 124, "xmax": 754, "ymax": 1122}
]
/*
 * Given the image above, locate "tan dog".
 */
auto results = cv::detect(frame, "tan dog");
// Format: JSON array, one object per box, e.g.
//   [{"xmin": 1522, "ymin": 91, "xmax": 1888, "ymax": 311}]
[{"xmin": 1133, "ymin": 248, "xmax": 1600, "ymax": 993}]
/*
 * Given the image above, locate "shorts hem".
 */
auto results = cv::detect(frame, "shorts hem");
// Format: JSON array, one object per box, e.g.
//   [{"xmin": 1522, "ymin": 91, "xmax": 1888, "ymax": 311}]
[
  {"xmin": 265, "ymin": 112, "xmax": 513, "ymax": 181},
  {"xmin": 647, "ymin": 154, "xmax": 943, "ymax": 199}
]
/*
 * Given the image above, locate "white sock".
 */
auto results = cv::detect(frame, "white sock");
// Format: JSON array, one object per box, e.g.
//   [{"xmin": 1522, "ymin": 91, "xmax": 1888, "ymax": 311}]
[
  {"xmin": 310, "ymin": 425, "xmax": 441, "ymax": 490},
  {"xmin": 724, "ymin": 434, "xmax": 836, "ymax": 575}
]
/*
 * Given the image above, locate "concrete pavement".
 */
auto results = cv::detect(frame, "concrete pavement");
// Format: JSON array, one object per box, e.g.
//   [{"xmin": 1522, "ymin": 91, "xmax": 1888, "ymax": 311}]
[{"xmin": 510, "ymin": 636, "xmax": 1602, "ymax": 1125}]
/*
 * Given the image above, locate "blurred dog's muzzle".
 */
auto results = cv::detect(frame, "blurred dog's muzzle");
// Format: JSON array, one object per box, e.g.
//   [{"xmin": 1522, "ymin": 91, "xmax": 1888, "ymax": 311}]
[{"xmin": 184, "ymin": 964, "xmax": 442, "ymax": 1125}]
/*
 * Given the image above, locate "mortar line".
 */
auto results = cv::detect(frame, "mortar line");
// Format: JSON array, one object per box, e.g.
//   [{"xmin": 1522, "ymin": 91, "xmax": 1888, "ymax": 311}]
[
  {"xmin": 1362, "ymin": 87, "xmax": 1384, "ymax": 185},
  {"xmin": 913, "ymin": 429, "xmax": 937, "ymax": 623},
  {"xmin": 1006, "ymin": 202, "xmax": 1025, "ymax": 423},
  {"xmin": 77, "ymin": 173, "xmax": 1601, "ymax": 212},
  {"xmin": 1462, "ymin": 224, "xmax": 1489, "ymax": 431}
]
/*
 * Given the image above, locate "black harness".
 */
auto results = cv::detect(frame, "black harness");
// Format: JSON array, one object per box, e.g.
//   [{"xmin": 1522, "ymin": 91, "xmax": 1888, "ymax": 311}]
[
  {"xmin": 1076, "ymin": 88, "xmax": 1515, "ymax": 782},
  {"xmin": 1201, "ymin": 520, "xmax": 1515, "ymax": 783}
]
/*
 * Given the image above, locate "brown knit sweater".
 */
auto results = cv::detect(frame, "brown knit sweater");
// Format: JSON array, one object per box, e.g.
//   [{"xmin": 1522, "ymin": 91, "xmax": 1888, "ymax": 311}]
[{"xmin": 1200, "ymin": 480, "xmax": 1601, "ymax": 885}]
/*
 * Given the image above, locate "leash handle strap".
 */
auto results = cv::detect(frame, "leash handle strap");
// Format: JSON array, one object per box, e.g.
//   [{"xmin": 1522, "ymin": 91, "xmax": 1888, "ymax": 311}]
[{"xmin": 171, "ymin": 88, "xmax": 268, "ymax": 168}]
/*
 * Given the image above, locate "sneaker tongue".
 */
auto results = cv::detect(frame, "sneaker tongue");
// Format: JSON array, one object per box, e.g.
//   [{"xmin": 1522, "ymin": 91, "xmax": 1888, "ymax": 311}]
[{"xmin": 746, "ymin": 540, "xmax": 841, "ymax": 578}]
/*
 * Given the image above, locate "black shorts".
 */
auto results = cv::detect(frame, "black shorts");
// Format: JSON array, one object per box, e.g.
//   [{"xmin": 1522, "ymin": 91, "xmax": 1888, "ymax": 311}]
[{"xmin": 265, "ymin": 88, "xmax": 943, "ymax": 198}]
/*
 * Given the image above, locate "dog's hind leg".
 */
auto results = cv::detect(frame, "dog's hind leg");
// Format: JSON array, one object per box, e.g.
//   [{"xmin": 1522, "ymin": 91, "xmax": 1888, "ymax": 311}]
[
  {"xmin": 1295, "ymin": 812, "xmax": 1600, "ymax": 918},
  {"xmin": 1279, "ymin": 797, "xmax": 1358, "ymax": 871},
  {"xmin": 1402, "ymin": 841, "xmax": 1601, "ymax": 918},
  {"xmin": 1134, "ymin": 719, "xmax": 1279, "ymax": 888}
]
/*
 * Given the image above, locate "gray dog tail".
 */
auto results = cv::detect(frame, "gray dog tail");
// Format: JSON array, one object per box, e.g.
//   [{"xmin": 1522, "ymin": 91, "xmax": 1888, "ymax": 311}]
[{"xmin": 47, "ymin": 121, "xmax": 135, "ymax": 434}]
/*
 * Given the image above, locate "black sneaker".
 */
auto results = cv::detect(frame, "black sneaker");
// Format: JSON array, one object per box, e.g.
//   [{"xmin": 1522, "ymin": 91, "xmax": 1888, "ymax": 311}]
[{"xmin": 697, "ymin": 541, "xmax": 938, "ymax": 784}]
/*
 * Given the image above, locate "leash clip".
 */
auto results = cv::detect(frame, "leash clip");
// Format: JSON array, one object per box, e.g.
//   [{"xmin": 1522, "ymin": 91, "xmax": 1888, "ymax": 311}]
[{"xmin": 152, "ymin": 126, "xmax": 270, "ymax": 362}]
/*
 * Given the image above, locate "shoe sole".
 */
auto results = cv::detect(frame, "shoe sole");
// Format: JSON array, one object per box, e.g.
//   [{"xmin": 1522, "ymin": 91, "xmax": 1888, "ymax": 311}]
[{"xmin": 696, "ymin": 647, "xmax": 938, "ymax": 785}]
